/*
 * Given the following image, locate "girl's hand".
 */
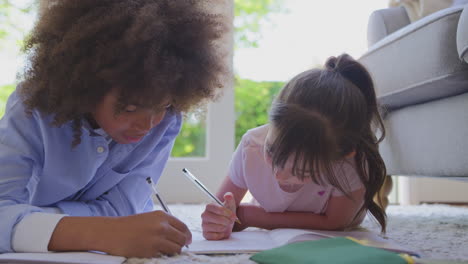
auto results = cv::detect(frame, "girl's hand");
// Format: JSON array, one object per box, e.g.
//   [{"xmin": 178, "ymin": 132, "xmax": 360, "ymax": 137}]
[{"xmin": 201, "ymin": 192, "xmax": 238, "ymax": 240}]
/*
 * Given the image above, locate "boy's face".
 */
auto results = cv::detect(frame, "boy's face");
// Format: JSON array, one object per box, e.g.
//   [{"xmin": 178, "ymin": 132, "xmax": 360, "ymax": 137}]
[
  {"xmin": 263, "ymin": 125, "xmax": 313, "ymax": 186},
  {"xmin": 91, "ymin": 90, "xmax": 171, "ymax": 144}
]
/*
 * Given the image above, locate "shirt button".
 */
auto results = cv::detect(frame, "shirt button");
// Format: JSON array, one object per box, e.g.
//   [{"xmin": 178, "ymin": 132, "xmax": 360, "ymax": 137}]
[{"xmin": 97, "ymin": 146, "xmax": 105, "ymax": 153}]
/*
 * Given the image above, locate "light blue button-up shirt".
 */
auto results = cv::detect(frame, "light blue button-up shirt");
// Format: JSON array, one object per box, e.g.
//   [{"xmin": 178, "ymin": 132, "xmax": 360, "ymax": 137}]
[{"xmin": 0, "ymin": 90, "xmax": 182, "ymax": 252}]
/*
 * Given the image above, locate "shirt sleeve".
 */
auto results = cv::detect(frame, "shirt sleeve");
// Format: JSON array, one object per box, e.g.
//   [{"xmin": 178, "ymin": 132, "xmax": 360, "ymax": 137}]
[
  {"xmin": 228, "ymin": 136, "xmax": 247, "ymax": 189},
  {"xmin": 11, "ymin": 212, "xmax": 66, "ymax": 252},
  {"xmin": 0, "ymin": 91, "xmax": 58, "ymax": 253},
  {"xmin": 331, "ymin": 159, "xmax": 365, "ymax": 196},
  {"xmin": 55, "ymin": 111, "xmax": 182, "ymax": 217}
]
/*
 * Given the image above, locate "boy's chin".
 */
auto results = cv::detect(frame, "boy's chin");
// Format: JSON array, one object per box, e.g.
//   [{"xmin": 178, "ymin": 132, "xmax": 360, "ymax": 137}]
[{"xmin": 122, "ymin": 135, "xmax": 144, "ymax": 144}]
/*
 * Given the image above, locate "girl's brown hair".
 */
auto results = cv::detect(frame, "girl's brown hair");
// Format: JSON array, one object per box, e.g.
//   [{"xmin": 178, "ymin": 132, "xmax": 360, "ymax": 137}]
[
  {"xmin": 268, "ymin": 54, "xmax": 387, "ymax": 232},
  {"xmin": 19, "ymin": 0, "xmax": 230, "ymax": 146}
]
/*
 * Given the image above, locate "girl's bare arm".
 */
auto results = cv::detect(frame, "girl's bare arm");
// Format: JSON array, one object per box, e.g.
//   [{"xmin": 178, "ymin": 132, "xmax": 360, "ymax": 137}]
[
  {"xmin": 215, "ymin": 176, "xmax": 247, "ymax": 206},
  {"xmin": 236, "ymin": 188, "xmax": 365, "ymax": 231}
]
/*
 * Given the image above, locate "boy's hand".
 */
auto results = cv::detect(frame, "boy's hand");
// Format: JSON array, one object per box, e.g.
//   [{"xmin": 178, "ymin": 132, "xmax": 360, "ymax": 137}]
[
  {"xmin": 49, "ymin": 211, "xmax": 192, "ymax": 258},
  {"xmin": 100, "ymin": 211, "xmax": 191, "ymax": 257},
  {"xmin": 201, "ymin": 192, "xmax": 238, "ymax": 240}
]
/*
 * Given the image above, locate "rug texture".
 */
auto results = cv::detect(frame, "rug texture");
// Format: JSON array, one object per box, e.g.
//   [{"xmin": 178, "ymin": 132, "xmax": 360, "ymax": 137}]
[{"xmin": 125, "ymin": 204, "xmax": 468, "ymax": 264}]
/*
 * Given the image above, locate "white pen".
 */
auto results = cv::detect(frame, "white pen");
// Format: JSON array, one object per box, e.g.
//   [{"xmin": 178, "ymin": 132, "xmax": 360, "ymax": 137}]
[
  {"xmin": 146, "ymin": 177, "xmax": 189, "ymax": 248},
  {"xmin": 181, "ymin": 168, "xmax": 241, "ymax": 224},
  {"xmin": 146, "ymin": 177, "xmax": 172, "ymax": 214}
]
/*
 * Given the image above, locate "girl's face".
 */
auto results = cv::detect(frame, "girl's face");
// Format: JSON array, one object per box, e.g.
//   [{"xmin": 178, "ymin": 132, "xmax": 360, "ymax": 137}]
[
  {"xmin": 263, "ymin": 125, "xmax": 313, "ymax": 186},
  {"xmin": 91, "ymin": 90, "xmax": 171, "ymax": 144}
]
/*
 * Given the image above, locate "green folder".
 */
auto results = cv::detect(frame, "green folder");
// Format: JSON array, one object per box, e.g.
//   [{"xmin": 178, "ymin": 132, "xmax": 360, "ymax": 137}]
[{"xmin": 250, "ymin": 237, "xmax": 412, "ymax": 264}]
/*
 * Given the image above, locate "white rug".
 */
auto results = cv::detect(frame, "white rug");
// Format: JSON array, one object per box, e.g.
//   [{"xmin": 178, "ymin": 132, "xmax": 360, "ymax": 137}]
[{"xmin": 125, "ymin": 204, "xmax": 468, "ymax": 263}]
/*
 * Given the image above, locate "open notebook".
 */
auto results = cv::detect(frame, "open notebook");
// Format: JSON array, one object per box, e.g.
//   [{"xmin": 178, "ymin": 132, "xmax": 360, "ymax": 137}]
[
  {"xmin": 0, "ymin": 228, "xmax": 419, "ymax": 263},
  {"xmin": 185, "ymin": 227, "xmax": 420, "ymax": 257}
]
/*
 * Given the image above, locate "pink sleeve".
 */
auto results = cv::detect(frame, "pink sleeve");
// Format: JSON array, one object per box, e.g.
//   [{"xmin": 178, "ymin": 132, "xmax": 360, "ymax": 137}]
[
  {"xmin": 331, "ymin": 160, "xmax": 365, "ymax": 196},
  {"xmin": 228, "ymin": 137, "xmax": 247, "ymax": 189}
]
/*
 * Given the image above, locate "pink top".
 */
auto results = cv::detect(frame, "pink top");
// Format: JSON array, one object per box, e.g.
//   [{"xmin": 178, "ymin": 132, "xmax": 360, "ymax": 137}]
[{"xmin": 229, "ymin": 125, "xmax": 365, "ymax": 214}]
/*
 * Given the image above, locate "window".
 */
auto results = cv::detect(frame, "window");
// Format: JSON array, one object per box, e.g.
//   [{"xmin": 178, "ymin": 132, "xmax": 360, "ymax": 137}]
[{"xmin": 157, "ymin": 1, "xmax": 235, "ymax": 203}]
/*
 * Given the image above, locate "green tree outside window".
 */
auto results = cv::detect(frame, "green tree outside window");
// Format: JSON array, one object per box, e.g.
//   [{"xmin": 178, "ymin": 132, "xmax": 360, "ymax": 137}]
[{"xmin": 0, "ymin": 0, "xmax": 285, "ymax": 156}]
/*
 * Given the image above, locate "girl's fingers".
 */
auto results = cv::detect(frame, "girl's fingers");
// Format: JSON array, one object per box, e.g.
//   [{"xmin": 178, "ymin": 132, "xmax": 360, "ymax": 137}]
[
  {"xmin": 203, "ymin": 231, "xmax": 227, "ymax": 240},
  {"xmin": 201, "ymin": 210, "xmax": 233, "ymax": 226},
  {"xmin": 202, "ymin": 221, "xmax": 231, "ymax": 233},
  {"xmin": 223, "ymin": 192, "xmax": 238, "ymax": 220},
  {"xmin": 201, "ymin": 200, "xmax": 237, "ymax": 240},
  {"xmin": 223, "ymin": 192, "xmax": 236, "ymax": 211},
  {"xmin": 204, "ymin": 203, "xmax": 232, "ymax": 218}
]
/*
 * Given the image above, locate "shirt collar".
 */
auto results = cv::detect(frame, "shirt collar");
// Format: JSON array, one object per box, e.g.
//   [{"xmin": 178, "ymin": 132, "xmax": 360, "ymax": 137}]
[{"xmin": 82, "ymin": 119, "xmax": 112, "ymax": 143}]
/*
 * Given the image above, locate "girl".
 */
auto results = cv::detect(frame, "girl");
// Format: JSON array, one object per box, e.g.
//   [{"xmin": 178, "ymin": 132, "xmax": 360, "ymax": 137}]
[
  {"xmin": 0, "ymin": 0, "xmax": 229, "ymax": 258},
  {"xmin": 201, "ymin": 54, "xmax": 387, "ymax": 240}
]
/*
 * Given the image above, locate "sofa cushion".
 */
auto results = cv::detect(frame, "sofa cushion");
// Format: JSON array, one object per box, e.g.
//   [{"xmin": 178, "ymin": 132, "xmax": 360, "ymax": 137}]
[
  {"xmin": 379, "ymin": 91, "xmax": 468, "ymax": 178},
  {"xmin": 360, "ymin": 6, "xmax": 468, "ymax": 111},
  {"xmin": 457, "ymin": 5, "xmax": 468, "ymax": 62},
  {"xmin": 367, "ymin": 6, "xmax": 411, "ymax": 46},
  {"xmin": 453, "ymin": 0, "xmax": 468, "ymax": 6}
]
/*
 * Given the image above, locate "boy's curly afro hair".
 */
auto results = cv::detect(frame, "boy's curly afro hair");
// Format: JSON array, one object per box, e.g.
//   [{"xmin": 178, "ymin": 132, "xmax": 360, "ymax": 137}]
[{"xmin": 20, "ymin": 0, "xmax": 231, "ymax": 142}]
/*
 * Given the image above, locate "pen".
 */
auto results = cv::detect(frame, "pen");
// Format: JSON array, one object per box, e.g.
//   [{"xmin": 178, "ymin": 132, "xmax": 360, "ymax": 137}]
[
  {"xmin": 146, "ymin": 177, "xmax": 189, "ymax": 249},
  {"xmin": 146, "ymin": 177, "xmax": 172, "ymax": 214},
  {"xmin": 181, "ymin": 168, "xmax": 241, "ymax": 224}
]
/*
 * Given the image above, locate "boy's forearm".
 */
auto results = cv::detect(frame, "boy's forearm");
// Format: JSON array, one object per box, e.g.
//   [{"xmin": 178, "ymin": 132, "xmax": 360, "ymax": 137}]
[
  {"xmin": 48, "ymin": 216, "xmax": 115, "ymax": 252},
  {"xmin": 237, "ymin": 204, "xmax": 345, "ymax": 231}
]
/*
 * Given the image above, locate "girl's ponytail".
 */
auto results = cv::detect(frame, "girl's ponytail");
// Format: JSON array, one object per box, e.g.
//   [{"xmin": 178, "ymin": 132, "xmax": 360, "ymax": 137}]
[
  {"xmin": 327, "ymin": 54, "xmax": 375, "ymax": 107},
  {"xmin": 329, "ymin": 54, "xmax": 385, "ymax": 142},
  {"xmin": 327, "ymin": 54, "xmax": 388, "ymax": 233}
]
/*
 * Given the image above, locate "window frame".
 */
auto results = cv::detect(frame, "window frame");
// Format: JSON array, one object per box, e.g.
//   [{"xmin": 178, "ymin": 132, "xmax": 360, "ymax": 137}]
[{"xmin": 156, "ymin": 0, "xmax": 234, "ymax": 203}]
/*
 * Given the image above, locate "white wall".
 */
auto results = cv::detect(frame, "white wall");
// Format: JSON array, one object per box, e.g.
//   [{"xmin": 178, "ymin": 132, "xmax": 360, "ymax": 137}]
[{"xmin": 398, "ymin": 177, "xmax": 468, "ymax": 205}]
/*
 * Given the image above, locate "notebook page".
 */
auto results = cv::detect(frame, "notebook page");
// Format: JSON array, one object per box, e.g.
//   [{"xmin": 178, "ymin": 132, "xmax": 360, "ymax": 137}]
[
  {"xmin": 0, "ymin": 252, "xmax": 126, "ymax": 264},
  {"xmin": 186, "ymin": 230, "xmax": 278, "ymax": 254},
  {"xmin": 269, "ymin": 228, "xmax": 334, "ymax": 245}
]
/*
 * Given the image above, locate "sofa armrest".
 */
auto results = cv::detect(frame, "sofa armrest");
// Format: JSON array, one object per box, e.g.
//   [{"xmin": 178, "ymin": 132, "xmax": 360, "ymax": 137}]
[
  {"xmin": 367, "ymin": 6, "xmax": 411, "ymax": 46},
  {"xmin": 361, "ymin": 5, "xmax": 468, "ymax": 111},
  {"xmin": 457, "ymin": 4, "xmax": 468, "ymax": 62}
]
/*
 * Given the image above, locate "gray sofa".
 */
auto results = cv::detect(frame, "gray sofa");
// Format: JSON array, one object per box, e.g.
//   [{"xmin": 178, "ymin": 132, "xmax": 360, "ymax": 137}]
[{"xmin": 359, "ymin": 3, "xmax": 468, "ymax": 202}]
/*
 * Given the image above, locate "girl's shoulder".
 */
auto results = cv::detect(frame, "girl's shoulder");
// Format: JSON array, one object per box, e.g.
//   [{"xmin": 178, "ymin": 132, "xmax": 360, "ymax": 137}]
[
  {"xmin": 240, "ymin": 124, "xmax": 269, "ymax": 148},
  {"xmin": 331, "ymin": 156, "xmax": 361, "ymax": 178},
  {"xmin": 326, "ymin": 157, "xmax": 366, "ymax": 195}
]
